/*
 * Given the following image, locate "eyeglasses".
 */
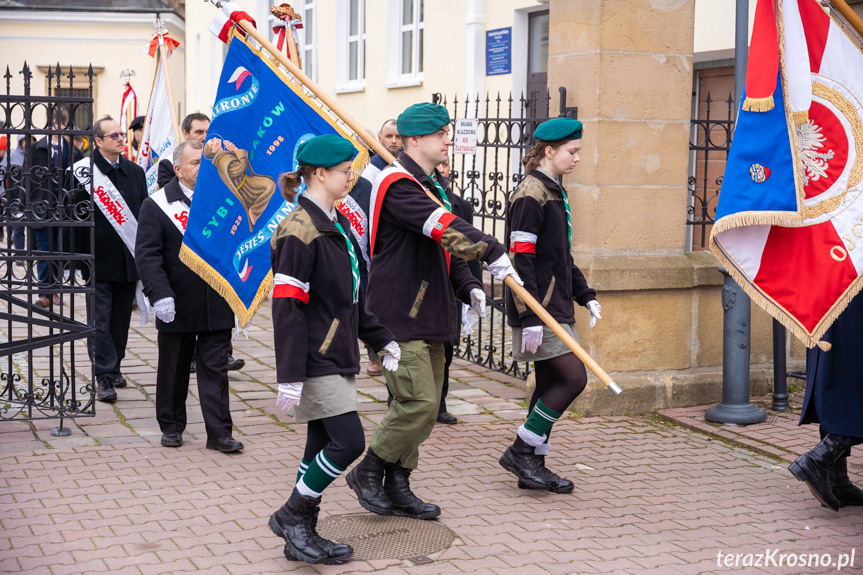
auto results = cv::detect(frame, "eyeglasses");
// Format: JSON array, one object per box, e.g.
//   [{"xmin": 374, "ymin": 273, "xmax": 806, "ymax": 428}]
[
  {"xmin": 328, "ymin": 167, "xmax": 353, "ymax": 177},
  {"xmin": 101, "ymin": 132, "xmax": 127, "ymax": 141}
]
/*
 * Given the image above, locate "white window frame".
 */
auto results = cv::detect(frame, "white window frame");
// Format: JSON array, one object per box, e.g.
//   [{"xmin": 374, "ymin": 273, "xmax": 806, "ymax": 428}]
[
  {"xmin": 336, "ymin": 0, "xmax": 366, "ymax": 93},
  {"xmin": 297, "ymin": 0, "xmax": 318, "ymax": 83},
  {"xmin": 386, "ymin": 0, "xmax": 423, "ymax": 88}
]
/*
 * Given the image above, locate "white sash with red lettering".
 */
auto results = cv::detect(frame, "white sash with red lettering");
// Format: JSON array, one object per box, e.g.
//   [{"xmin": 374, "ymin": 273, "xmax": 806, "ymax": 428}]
[
  {"xmin": 150, "ymin": 188, "xmax": 189, "ymax": 236},
  {"xmin": 336, "ymin": 194, "xmax": 368, "ymax": 264},
  {"xmin": 72, "ymin": 157, "xmax": 150, "ymax": 325}
]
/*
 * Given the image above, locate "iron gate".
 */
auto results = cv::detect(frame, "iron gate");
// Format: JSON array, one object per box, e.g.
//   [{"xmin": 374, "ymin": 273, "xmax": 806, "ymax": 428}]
[
  {"xmin": 0, "ymin": 63, "xmax": 96, "ymax": 434},
  {"xmin": 432, "ymin": 88, "xmax": 577, "ymax": 379}
]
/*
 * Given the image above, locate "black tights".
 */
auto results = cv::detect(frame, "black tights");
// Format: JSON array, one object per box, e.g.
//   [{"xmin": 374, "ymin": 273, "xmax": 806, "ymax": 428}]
[
  {"xmin": 530, "ymin": 353, "xmax": 588, "ymax": 414},
  {"xmin": 303, "ymin": 411, "xmax": 366, "ymax": 469}
]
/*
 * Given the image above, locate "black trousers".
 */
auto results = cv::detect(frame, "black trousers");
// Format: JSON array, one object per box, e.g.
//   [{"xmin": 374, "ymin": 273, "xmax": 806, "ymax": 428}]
[
  {"xmin": 303, "ymin": 411, "xmax": 366, "ymax": 469},
  {"xmin": 156, "ymin": 329, "xmax": 233, "ymax": 439},
  {"xmin": 87, "ymin": 280, "xmax": 136, "ymax": 379}
]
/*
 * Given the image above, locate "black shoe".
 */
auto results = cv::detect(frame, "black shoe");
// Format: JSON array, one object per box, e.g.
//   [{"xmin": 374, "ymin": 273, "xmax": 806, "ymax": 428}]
[
  {"xmin": 273, "ymin": 494, "xmax": 353, "ymax": 564},
  {"xmin": 161, "ymin": 431, "xmax": 183, "ymax": 448},
  {"xmin": 227, "ymin": 356, "xmax": 245, "ymax": 371},
  {"xmin": 830, "ymin": 456, "xmax": 863, "ymax": 508},
  {"xmin": 96, "ymin": 377, "xmax": 117, "ymax": 403},
  {"xmin": 384, "ymin": 463, "xmax": 441, "ymax": 520},
  {"xmin": 206, "ymin": 436, "xmax": 244, "ymax": 452},
  {"xmin": 345, "ymin": 449, "xmax": 394, "ymax": 515},
  {"xmin": 113, "ymin": 374, "xmax": 127, "ymax": 388},
  {"xmin": 516, "ymin": 453, "xmax": 574, "ymax": 494},
  {"xmin": 269, "ymin": 489, "xmax": 329, "ymax": 564},
  {"xmin": 436, "ymin": 412, "xmax": 458, "ymax": 425},
  {"xmin": 499, "ymin": 435, "xmax": 552, "ymax": 490},
  {"xmin": 189, "ymin": 359, "xmax": 196, "ymax": 374},
  {"xmin": 789, "ymin": 435, "xmax": 845, "ymax": 511}
]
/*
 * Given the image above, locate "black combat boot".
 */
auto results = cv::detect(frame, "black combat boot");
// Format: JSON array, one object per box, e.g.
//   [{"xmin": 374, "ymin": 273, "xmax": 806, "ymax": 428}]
[
  {"xmin": 516, "ymin": 451, "xmax": 574, "ymax": 494},
  {"xmin": 789, "ymin": 435, "xmax": 846, "ymax": 511},
  {"xmin": 280, "ymin": 500, "xmax": 353, "ymax": 564},
  {"xmin": 96, "ymin": 376, "xmax": 117, "ymax": 403},
  {"xmin": 345, "ymin": 449, "xmax": 394, "ymax": 515},
  {"xmin": 268, "ymin": 489, "xmax": 328, "ymax": 564},
  {"xmin": 384, "ymin": 463, "xmax": 441, "ymax": 520},
  {"xmin": 499, "ymin": 435, "xmax": 552, "ymax": 490},
  {"xmin": 830, "ymin": 456, "xmax": 863, "ymax": 508}
]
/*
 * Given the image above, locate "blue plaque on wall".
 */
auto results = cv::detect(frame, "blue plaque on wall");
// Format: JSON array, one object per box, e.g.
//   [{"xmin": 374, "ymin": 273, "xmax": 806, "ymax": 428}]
[{"xmin": 486, "ymin": 27, "xmax": 512, "ymax": 76}]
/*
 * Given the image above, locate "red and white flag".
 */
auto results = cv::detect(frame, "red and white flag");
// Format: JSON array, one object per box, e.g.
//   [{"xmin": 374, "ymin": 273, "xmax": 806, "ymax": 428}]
[
  {"xmin": 136, "ymin": 56, "xmax": 177, "ymax": 195},
  {"xmin": 119, "ymin": 82, "xmax": 137, "ymax": 131},
  {"xmin": 711, "ymin": 0, "xmax": 863, "ymax": 348},
  {"xmin": 207, "ymin": 1, "xmax": 257, "ymax": 44}
]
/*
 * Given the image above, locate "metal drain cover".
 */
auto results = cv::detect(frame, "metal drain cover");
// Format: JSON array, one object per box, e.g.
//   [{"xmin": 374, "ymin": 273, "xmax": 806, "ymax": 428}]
[{"xmin": 316, "ymin": 513, "xmax": 456, "ymax": 561}]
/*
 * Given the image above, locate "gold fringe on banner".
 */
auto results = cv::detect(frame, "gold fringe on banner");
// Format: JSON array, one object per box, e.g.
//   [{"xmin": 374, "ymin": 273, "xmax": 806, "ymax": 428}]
[
  {"xmin": 742, "ymin": 95, "xmax": 775, "ymax": 112},
  {"xmin": 791, "ymin": 110, "xmax": 810, "ymax": 125}
]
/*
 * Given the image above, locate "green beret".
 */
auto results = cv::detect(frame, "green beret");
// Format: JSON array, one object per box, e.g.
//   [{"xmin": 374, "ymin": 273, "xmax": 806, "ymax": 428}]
[
  {"xmin": 534, "ymin": 118, "xmax": 583, "ymax": 142},
  {"xmin": 296, "ymin": 134, "xmax": 356, "ymax": 167},
  {"xmin": 397, "ymin": 103, "xmax": 450, "ymax": 137}
]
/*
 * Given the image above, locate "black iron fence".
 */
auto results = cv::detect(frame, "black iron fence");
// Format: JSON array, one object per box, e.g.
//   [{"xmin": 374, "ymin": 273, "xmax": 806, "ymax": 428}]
[
  {"xmin": 432, "ymin": 88, "xmax": 577, "ymax": 379},
  {"xmin": 688, "ymin": 92, "xmax": 734, "ymax": 249},
  {"xmin": 0, "ymin": 63, "xmax": 96, "ymax": 435}
]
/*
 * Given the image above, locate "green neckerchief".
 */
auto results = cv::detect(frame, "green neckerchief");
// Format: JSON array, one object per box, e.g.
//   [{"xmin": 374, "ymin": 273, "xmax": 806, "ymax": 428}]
[
  {"xmin": 428, "ymin": 173, "xmax": 452, "ymax": 212},
  {"xmin": 536, "ymin": 168, "xmax": 572, "ymax": 248},
  {"xmin": 333, "ymin": 221, "xmax": 360, "ymax": 303},
  {"xmin": 560, "ymin": 186, "xmax": 572, "ymax": 248}
]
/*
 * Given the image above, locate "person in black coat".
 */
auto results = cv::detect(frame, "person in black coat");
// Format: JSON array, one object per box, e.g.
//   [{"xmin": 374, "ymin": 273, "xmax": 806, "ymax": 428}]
[
  {"xmin": 27, "ymin": 107, "xmax": 84, "ymax": 308},
  {"xmin": 134, "ymin": 139, "xmax": 243, "ymax": 454},
  {"xmin": 156, "ymin": 113, "xmax": 210, "ymax": 189},
  {"xmin": 790, "ymin": 293, "xmax": 863, "ymax": 511},
  {"xmin": 72, "ymin": 116, "xmax": 147, "ymax": 402}
]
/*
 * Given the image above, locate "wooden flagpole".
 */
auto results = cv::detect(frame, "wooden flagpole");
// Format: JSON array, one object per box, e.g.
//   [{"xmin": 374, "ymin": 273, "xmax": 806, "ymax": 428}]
[
  {"xmin": 829, "ymin": 0, "xmax": 863, "ymax": 39},
  {"xmin": 157, "ymin": 40, "xmax": 183, "ymax": 144},
  {"xmin": 207, "ymin": 1, "xmax": 621, "ymax": 395}
]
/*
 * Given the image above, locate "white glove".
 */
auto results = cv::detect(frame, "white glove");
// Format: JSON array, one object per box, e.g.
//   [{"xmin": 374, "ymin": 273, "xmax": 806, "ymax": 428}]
[
  {"xmin": 153, "ymin": 297, "xmax": 175, "ymax": 323},
  {"xmin": 462, "ymin": 303, "xmax": 479, "ymax": 336},
  {"xmin": 587, "ymin": 300, "xmax": 602, "ymax": 329},
  {"xmin": 380, "ymin": 341, "xmax": 401, "ymax": 372},
  {"xmin": 276, "ymin": 382, "xmax": 303, "ymax": 411},
  {"xmin": 469, "ymin": 288, "xmax": 486, "ymax": 319},
  {"xmin": 487, "ymin": 254, "xmax": 524, "ymax": 286},
  {"xmin": 521, "ymin": 325, "xmax": 544, "ymax": 354}
]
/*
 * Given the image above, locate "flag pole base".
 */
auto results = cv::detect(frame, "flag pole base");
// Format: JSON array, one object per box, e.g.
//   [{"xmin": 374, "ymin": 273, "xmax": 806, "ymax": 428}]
[{"xmin": 607, "ymin": 381, "xmax": 622, "ymax": 395}]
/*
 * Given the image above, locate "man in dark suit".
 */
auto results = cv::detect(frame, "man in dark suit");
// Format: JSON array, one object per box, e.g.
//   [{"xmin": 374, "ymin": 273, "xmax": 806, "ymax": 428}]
[
  {"xmin": 135, "ymin": 139, "xmax": 243, "ymax": 453},
  {"xmin": 790, "ymin": 293, "xmax": 863, "ymax": 511},
  {"xmin": 28, "ymin": 108, "xmax": 83, "ymax": 308},
  {"xmin": 76, "ymin": 116, "xmax": 147, "ymax": 402}
]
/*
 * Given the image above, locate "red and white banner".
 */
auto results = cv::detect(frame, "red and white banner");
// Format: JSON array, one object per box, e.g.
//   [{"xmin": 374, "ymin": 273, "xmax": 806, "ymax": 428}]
[
  {"xmin": 119, "ymin": 82, "xmax": 137, "ymax": 132},
  {"xmin": 711, "ymin": 0, "xmax": 863, "ymax": 348},
  {"xmin": 136, "ymin": 56, "xmax": 177, "ymax": 195},
  {"xmin": 207, "ymin": 1, "xmax": 257, "ymax": 44}
]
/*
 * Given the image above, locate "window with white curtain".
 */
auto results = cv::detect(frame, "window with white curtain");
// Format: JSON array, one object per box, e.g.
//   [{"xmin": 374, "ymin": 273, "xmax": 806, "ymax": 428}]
[
  {"xmin": 387, "ymin": 0, "xmax": 423, "ymax": 87},
  {"xmin": 337, "ymin": 0, "xmax": 365, "ymax": 91},
  {"xmin": 298, "ymin": 0, "xmax": 318, "ymax": 82}
]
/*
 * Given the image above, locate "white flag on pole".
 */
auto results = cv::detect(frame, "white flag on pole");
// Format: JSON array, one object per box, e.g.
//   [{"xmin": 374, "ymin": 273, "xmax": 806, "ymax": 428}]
[{"xmin": 136, "ymin": 56, "xmax": 176, "ymax": 195}]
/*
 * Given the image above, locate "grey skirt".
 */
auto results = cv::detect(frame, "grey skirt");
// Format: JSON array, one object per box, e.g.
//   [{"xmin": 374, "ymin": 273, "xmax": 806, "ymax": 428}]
[
  {"xmin": 293, "ymin": 373, "xmax": 357, "ymax": 423},
  {"xmin": 511, "ymin": 323, "xmax": 579, "ymax": 362}
]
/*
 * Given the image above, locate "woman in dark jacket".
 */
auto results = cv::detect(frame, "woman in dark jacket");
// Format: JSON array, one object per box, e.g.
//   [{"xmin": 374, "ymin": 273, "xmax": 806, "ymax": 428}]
[
  {"xmin": 499, "ymin": 118, "xmax": 602, "ymax": 494},
  {"xmin": 267, "ymin": 134, "xmax": 399, "ymax": 565}
]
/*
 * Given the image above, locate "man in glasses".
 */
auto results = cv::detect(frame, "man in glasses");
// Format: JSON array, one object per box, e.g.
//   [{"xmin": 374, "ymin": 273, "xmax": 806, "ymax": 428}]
[{"xmin": 76, "ymin": 116, "xmax": 148, "ymax": 402}]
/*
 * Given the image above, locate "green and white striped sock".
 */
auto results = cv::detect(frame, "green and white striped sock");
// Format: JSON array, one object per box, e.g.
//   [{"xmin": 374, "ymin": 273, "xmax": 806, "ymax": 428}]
[
  {"xmin": 296, "ymin": 450, "xmax": 345, "ymax": 498},
  {"xmin": 518, "ymin": 399, "xmax": 562, "ymax": 447},
  {"xmin": 296, "ymin": 459, "xmax": 310, "ymax": 484}
]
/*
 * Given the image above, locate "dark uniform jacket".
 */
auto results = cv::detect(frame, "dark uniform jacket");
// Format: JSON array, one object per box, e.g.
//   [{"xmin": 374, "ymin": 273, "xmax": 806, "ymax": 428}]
[
  {"xmin": 157, "ymin": 158, "xmax": 175, "ymax": 190},
  {"xmin": 271, "ymin": 195, "xmax": 394, "ymax": 383},
  {"xmin": 505, "ymin": 170, "xmax": 596, "ymax": 328},
  {"xmin": 800, "ymin": 292, "xmax": 863, "ymax": 439},
  {"xmin": 134, "ymin": 177, "xmax": 235, "ymax": 333},
  {"xmin": 367, "ymin": 152, "xmax": 505, "ymax": 343},
  {"xmin": 73, "ymin": 150, "xmax": 148, "ymax": 283}
]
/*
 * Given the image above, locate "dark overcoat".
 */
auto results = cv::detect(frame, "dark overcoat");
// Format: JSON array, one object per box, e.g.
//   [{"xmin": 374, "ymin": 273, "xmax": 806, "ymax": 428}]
[
  {"xmin": 134, "ymin": 177, "xmax": 235, "ymax": 334},
  {"xmin": 800, "ymin": 292, "xmax": 863, "ymax": 439}
]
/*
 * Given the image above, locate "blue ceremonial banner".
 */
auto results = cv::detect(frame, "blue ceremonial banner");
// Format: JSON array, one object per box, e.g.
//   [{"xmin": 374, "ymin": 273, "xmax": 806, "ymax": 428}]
[{"xmin": 180, "ymin": 33, "xmax": 368, "ymax": 325}]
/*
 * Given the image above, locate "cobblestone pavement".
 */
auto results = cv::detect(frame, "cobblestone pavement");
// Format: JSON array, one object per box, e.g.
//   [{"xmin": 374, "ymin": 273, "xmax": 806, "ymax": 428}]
[{"xmin": 1, "ymin": 302, "xmax": 862, "ymax": 574}]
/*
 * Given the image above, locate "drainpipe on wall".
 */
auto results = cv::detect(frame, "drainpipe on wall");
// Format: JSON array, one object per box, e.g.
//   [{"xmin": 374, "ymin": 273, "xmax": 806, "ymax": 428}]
[{"xmin": 465, "ymin": 0, "xmax": 486, "ymax": 112}]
